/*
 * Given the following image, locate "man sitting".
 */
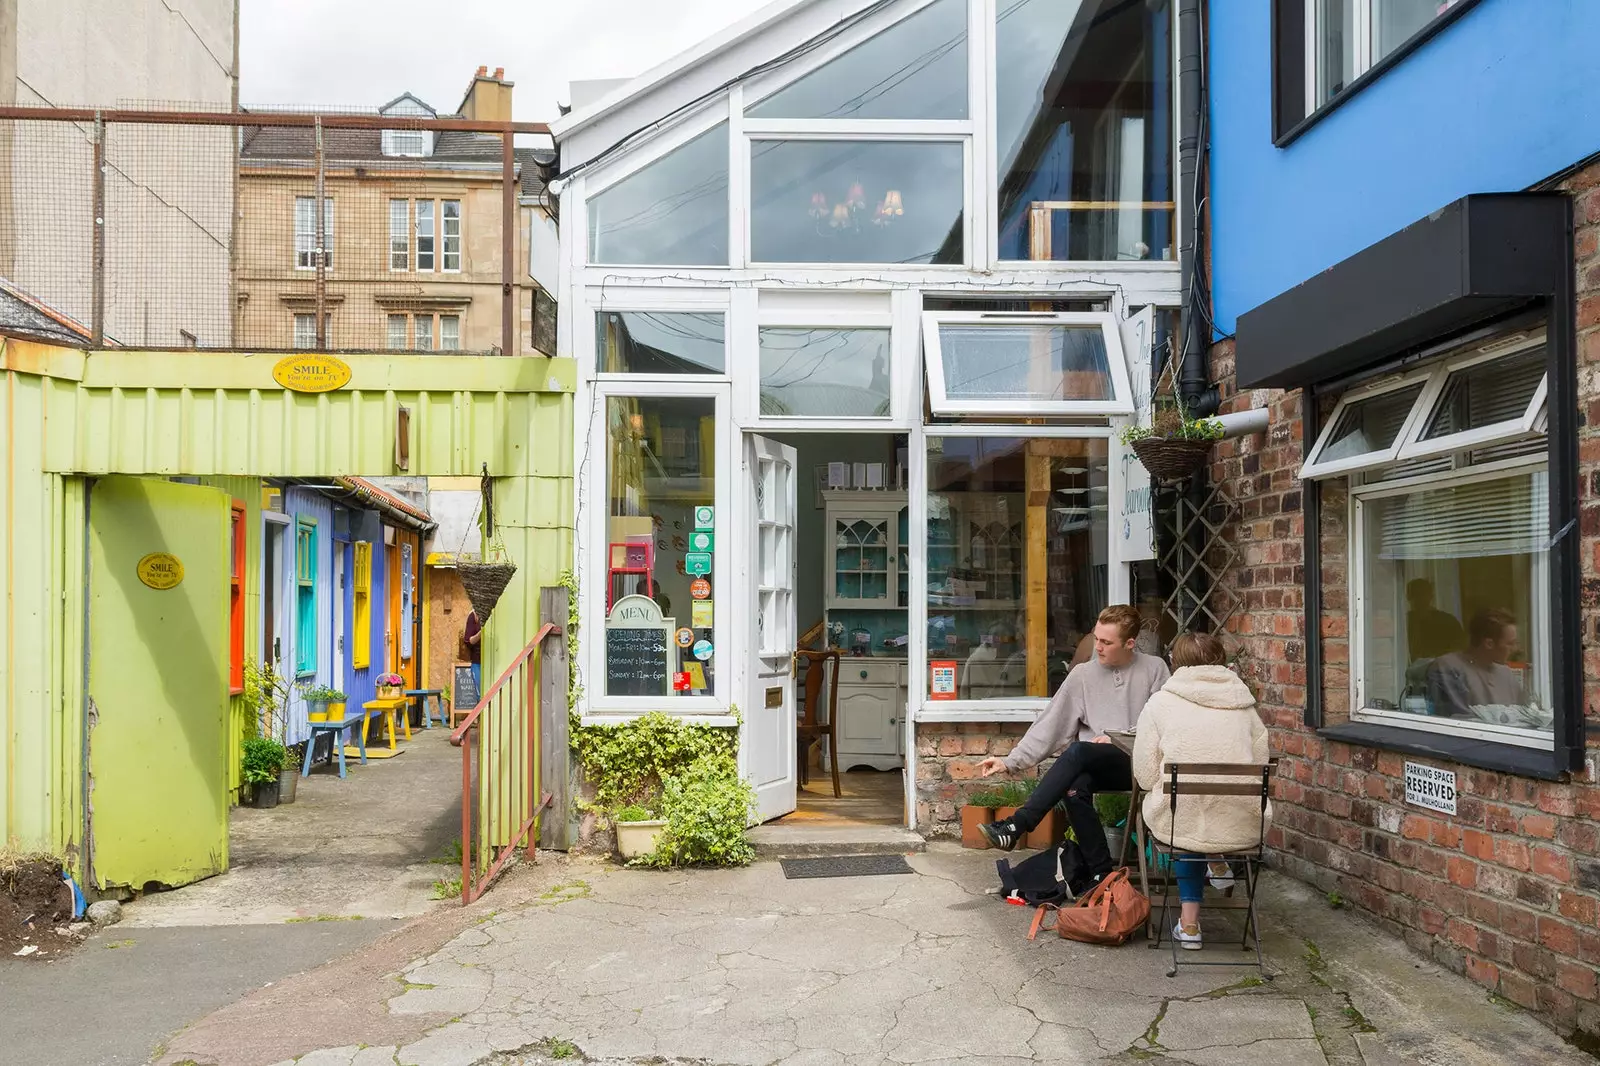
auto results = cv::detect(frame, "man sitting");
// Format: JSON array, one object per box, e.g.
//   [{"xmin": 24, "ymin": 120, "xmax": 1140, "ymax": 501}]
[
  {"xmin": 974, "ymin": 605, "xmax": 1170, "ymax": 886},
  {"xmin": 1426, "ymin": 608, "xmax": 1529, "ymax": 719}
]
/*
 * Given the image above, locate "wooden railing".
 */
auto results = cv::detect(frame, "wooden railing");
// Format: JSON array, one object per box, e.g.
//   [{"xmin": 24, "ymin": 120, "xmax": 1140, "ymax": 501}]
[{"xmin": 449, "ymin": 620, "xmax": 562, "ymax": 905}]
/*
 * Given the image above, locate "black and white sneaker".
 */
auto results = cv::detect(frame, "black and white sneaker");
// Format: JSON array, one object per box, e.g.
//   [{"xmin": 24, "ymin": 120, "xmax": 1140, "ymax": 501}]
[{"xmin": 979, "ymin": 819, "xmax": 1024, "ymax": 852}]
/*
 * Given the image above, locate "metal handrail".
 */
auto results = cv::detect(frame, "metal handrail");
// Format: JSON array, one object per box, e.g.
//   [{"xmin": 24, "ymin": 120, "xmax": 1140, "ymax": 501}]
[{"xmin": 449, "ymin": 622, "xmax": 558, "ymax": 745}]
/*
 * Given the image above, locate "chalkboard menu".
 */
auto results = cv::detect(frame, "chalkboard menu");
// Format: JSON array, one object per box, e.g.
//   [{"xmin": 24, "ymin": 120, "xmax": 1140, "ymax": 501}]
[
  {"xmin": 454, "ymin": 663, "xmax": 481, "ymax": 715},
  {"xmin": 606, "ymin": 625, "xmax": 671, "ymax": 696}
]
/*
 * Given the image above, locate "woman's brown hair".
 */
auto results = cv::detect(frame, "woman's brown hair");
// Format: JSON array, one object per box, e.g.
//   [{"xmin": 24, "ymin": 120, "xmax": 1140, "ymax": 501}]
[{"xmin": 1169, "ymin": 632, "xmax": 1227, "ymax": 669}]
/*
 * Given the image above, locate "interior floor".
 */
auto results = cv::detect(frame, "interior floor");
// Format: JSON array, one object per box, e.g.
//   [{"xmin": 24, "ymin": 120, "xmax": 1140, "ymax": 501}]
[{"xmin": 790, "ymin": 762, "xmax": 906, "ymax": 827}]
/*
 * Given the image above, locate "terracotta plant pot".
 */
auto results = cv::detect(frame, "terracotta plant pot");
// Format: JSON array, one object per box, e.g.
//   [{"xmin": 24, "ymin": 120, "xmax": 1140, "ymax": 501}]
[
  {"xmin": 1026, "ymin": 808, "xmax": 1065, "ymax": 851},
  {"xmin": 960, "ymin": 805, "xmax": 995, "ymax": 849}
]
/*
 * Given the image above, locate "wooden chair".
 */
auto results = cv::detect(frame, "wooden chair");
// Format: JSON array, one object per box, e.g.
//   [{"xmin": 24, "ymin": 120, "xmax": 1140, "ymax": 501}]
[
  {"xmin": 1143, "ymin": 762, "xmax": 1273, "ymax": 979},
  {"xmin": 794, "ymin": 649, "xmax": 842, "ymax": 799}
]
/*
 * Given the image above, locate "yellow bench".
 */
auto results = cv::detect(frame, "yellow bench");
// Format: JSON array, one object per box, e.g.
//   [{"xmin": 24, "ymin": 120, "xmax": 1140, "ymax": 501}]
[{"xmin": 360, "ymin": 696, "xmax": 412, "ymax": 751}]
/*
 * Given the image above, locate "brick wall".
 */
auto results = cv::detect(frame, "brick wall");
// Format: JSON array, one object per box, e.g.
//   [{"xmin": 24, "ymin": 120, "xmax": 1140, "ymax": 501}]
[
  {"xmin": 1210, "ymin": 160, "xmax": 1600, "ymax": 1035},
  {"xmin": 913, "ymin": 723, "xmax": 1032, "ymax": 835}
]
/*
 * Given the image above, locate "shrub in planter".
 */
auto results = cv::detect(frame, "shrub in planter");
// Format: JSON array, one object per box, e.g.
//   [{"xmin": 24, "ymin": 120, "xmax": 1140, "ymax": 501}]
[
  {"xmin": 301, "ymin": 684, "xmax": 348, "ymax": 722},
  {"xmin": 1095, "ymin": 792, "xmax": 1133, "ymax": 860},
  {"xmin": 961, "ymin": 788, "xmax": 1005, "ymax": 850},
  {"xmin": 634, "ymin": 755, "xmax": 755, "ymax": 868},
  {"xmin": 612, "ymin": 802, "xmax": 666, "ymax": 861},
  {"xmin": 242, "ymin": 736, "xmax": 288, "ymax": 809}
]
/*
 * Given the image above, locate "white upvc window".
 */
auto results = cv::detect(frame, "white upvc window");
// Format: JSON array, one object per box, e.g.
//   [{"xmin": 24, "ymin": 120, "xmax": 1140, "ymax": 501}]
[
  {"xmin": 389, "ymin": 200, "xmax": 409, "ymax": 271},
  {"xmin": 440, "ymin": 314, "xmax": 460, "ymax": 350},
  {"xmin": 386, "ymin": 313, "xmax": 408, "ymax": 349},
  {"xmin": 416, "ymin": 200, "xmax": 435, "ymax": 272},
  {"xmin": 442, "ymin": 200, "xmax": 462, "ymax": 272},
  {"xmin": 920, "ymin": 311, "xmax": 1135, "ymax": 417},
  {"xmin": 294, "ymin": 196, "xmax": 333, "ymax": 270},
  {"xmin": 414, "ymin": 314, "xmax": 434, "ymax": 351},
  {"xmin": 1301, "ymin": 330, "xmax": 1548, "ymax": 480},
  {"xmin": 1306, "ymin": 0, "xmax": 1467, "ymax": 111},
  {"xmin": 293, "ymin": 313, "xmax": 317, "ymax": 349}
]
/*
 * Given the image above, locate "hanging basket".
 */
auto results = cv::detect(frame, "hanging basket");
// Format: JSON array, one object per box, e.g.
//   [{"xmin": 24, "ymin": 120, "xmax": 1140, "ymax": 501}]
[
  {"xmin": 1130, "ymin": 437, "xmax": 1213, "ymax": 481},
  {"xmin": 459, "ymin": 556, "xmax": 516, "ymax": 624}
]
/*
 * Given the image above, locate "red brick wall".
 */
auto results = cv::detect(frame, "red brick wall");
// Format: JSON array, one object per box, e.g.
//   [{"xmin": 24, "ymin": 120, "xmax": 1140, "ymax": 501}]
[
  {"xmin": 1210, "ymin": 161, "xmax": 1600, "ymax": 1034},
  {"xmin": 914, "ymin": 723, "xmax": 1031, "ymax": 834}
]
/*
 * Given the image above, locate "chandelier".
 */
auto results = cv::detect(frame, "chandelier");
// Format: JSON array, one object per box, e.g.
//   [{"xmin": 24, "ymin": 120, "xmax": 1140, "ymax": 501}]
[{"xmin": 809, "ymin": 180, "xmax": 905, "ymax": 234}]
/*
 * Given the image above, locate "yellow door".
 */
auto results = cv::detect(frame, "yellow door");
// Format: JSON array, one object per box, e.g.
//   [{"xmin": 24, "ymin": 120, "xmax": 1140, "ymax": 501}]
[{"xmin": 88, "ymin": 476, "xmax": 230, "ymax": 890}]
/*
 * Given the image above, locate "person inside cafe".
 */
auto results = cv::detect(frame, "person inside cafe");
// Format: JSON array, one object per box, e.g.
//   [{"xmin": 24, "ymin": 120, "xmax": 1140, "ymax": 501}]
[
  {"xmin": 972, "ymin": 605, "xmax": 1170, "ymax": 885},
  {"xmin": 1426, "ymin": 607, "xmax": 1528, "ymax": 719},
  {"xmin": 1406, "ymin": 578, "xmax": 1465, "ymax": 662},
  {"xmin": 462, "ymin": 609, "xmax": 482, "ymax": 689},
  {"xmin": 1131, "ymin": 631, "xmax": 1270, "ymax": 952}
]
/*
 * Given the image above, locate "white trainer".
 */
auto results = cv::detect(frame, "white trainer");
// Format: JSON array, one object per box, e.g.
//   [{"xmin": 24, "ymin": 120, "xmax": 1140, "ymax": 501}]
[
  {"xmin": 1173, "ymin": 923, "xmax": 1203, "ymax": 951},
  {"xmin": 1207, "ymin": 862, "xmax": 1236, "ymax": 890}
]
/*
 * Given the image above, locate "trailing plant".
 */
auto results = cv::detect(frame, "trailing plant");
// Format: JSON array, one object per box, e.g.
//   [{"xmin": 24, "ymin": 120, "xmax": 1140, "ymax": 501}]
[
  {"xmin": 241, "ymin": 736, "xmax": 289, "ymax": 784},
  {"xmin": 571, "ymin": 711, "xmax": 738, "ymax": 812},
  {"xmin": 300, "ymin": 684, "xmax": 348, "ymax": 703},
  {"xmin": 613, "ymin": 803, "xmax": 657, "ymax": 823},
  {"xmin": 635, "ymin": 755, "xmax": 756, "ymax": 868},
  {"xmin": 1118, "ymin": 405, "xmax": 1224, "ymax": 446},
  {"xmin": 558, "ymin": 568, "xmax": 583, "ymax": 715}
]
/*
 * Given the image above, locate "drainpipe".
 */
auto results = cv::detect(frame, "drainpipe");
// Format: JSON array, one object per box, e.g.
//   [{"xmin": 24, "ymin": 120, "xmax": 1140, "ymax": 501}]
[{"xmin": 1177, "ymin": 0, "xmax": 1218, "ymax": 418}]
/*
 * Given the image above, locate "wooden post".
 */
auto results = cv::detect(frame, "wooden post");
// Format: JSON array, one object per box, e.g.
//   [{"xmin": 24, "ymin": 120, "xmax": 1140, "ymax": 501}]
[
  {"xmin": 538, "ymin": 585, "xmax": 571, "ymax": 849},
  {"xmin": 90, "ymin": 112, "xmax": 105, "ymax": 347},
  {"xmin": 501, "ymin": 130, "xmax": 515, "ymax": 358},
  {"xmin": 1025, "ymin": 442, "xmax": 1052, "ymax": 697}
]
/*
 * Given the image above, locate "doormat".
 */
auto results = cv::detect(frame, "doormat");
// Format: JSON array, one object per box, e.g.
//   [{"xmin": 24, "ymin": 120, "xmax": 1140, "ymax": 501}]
[{"xmin": 779, "ymin": 854, "xmax": 915, "ymax": 879}]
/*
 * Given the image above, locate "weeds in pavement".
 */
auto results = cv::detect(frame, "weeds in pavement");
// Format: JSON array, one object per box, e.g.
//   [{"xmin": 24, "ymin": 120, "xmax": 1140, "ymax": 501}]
[{"xmin": 432, "ymin": 876, "xmax": 463, "ymax": 900}]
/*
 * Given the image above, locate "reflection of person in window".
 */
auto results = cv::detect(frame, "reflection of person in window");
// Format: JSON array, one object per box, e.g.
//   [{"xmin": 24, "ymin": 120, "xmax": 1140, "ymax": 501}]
[
  {"xmin": 1426, "ymin": 609, "xmax": 1528, "ymax": 719},
  {"xmin": 965, "ymin": 622, "xmax": 1013, "ymax": 698},
  {"xmin": 1406, "ymin": 579, "xmax": 1465, "ymax": 662}
]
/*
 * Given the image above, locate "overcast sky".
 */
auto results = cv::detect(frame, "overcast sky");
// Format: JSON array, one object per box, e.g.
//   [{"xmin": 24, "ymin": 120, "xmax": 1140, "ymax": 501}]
[{"xmin": 240, "ymin": 0, "xmax": 769, "ymax": 125}]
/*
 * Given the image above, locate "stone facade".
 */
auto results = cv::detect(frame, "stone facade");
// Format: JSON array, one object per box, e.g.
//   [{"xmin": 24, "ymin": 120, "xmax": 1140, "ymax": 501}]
[{"xmin": 1209, "ymin": 159, "xmax": 1600, "ymax": 1034}]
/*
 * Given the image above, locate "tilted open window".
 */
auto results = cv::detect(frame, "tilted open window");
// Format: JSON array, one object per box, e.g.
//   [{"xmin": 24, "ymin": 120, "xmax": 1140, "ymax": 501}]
[{"xmin": 921, "ymin": 311, "xmax": 1134, "ymax": 416}]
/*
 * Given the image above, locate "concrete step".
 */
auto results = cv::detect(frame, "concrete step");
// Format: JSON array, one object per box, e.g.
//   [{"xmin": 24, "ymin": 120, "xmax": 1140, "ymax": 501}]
[{"xmin": 748, "ymin": 823, "xmax": 927, "ymax": 859}]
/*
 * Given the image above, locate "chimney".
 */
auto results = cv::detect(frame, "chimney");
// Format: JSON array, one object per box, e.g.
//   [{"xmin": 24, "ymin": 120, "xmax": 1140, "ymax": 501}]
[{"xmin": 460, "ymin": 65, "xmax": 513, "ymax": 122}]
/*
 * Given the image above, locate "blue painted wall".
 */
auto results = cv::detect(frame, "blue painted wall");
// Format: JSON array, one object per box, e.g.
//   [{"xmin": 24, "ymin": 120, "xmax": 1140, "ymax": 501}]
[
  {"xmin": 340, "ymin": 510, "xmax": 388, "ymax": 712},
  {"xmin": 283, "ymin": 487, "xmax": 336, "ymax": 746},
  {"xmin": 1210, "ymin": 0, "xmax": 1600, "ymax": 333}
]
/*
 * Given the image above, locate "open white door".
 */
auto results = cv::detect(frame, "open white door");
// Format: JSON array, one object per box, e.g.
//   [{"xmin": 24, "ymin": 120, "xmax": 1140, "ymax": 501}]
[{"xmin": 746, "ymin": 434, "xmax": 799, "ymax": 823}]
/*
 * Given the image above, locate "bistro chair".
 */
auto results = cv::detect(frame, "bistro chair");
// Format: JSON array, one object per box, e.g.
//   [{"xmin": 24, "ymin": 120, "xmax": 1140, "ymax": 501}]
[
  {"xmin": 794, "ymin": 649, "xmax": 842, "ymax": 799},
  {"xmin": 1145, "ymin": 762, "xmax": 1273, "ymax": 979}
]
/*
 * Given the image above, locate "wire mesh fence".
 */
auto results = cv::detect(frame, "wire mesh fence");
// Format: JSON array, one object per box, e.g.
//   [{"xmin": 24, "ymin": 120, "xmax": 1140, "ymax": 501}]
[{"xmin": 0, "ymin": 105, "xmax": 551, "ymax": 354}]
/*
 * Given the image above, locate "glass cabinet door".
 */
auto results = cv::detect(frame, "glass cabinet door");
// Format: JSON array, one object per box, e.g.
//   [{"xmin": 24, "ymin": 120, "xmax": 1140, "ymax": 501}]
[
  {"xmin": 897, "ymin": 506, "xmax": 909, "ymax": 607},
  {"xmin": 834, "ymin": 515, "xmax": 891, "ymax": 604}
]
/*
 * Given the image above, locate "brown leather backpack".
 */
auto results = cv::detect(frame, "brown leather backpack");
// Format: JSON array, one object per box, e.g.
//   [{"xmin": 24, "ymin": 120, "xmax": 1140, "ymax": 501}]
[{"xmin": 1029, "ymin": 868, "xmax": 1150, "ymax": 946}]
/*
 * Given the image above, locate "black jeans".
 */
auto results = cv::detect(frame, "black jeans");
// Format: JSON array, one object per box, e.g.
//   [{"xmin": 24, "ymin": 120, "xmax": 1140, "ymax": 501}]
[{"xmin": 1011, "ymin": 741, "xmax": 1132, "ymax": 875}]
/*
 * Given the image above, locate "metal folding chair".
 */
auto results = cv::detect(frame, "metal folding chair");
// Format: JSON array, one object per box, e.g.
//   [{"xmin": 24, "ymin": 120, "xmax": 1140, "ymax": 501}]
[{"xmin": 1144, "ymin": 762, "xmax": 1272, "ymax": 979}]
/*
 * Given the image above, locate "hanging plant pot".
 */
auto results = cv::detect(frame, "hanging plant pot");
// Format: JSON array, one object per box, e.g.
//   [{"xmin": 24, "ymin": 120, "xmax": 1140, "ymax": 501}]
[
  {"xmin": 459, "ymin": 557, "xmax": 516, "ymax": 624},
  {"xmin": 1130, "ymin": 437, "xmax": 1213, "ymax": 481}
]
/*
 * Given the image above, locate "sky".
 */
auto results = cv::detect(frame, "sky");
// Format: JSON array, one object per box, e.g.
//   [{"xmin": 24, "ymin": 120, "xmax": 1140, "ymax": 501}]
[{"xmin": 240, "ymin": 0, "xmax": 770, "ymax": 125}]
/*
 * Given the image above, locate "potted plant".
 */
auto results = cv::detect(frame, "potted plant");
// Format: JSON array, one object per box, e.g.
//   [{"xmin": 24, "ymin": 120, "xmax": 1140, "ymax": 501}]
[
  {"xmin": 988, "ymin": 779, "xmax": 1066, "ymax": 851},
  {"xmin": 613, "ymin": 803, "xmax": 667, "ymax": 861},
  {"xmin": 1096, "ymin": 792, "xmax": 1133, "ymax": 862},
  {"xmin": 1119, "ymin": 405, "xmax": 1225, "ymax": 482},
  {"xmin": 961, "ymin": 788, "xmax": 1004, "ymax": 849},
  {"xmin": 242, "ymin": 735, "xmax": 289, "ymax": 809},
  {"xmin": 242, "ymin": 661, "xmax": 297, "ymax": 803},
  {"xmin": 375, "ymin": 672, "xmax": 405, "ymax": 700},
  {"xmin": 301, "ymin": 684, "xmax": 347, "ymax": 723}
]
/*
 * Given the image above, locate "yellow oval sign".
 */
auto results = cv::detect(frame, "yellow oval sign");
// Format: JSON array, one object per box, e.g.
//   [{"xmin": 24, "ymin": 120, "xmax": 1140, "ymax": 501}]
[
  {"xmin": 137, "ymin": 552, "xmax": 184, "ymax": 590},
  {"xmin": 272, "ymin": 354, "xmax": 352, "ymax": 394}
]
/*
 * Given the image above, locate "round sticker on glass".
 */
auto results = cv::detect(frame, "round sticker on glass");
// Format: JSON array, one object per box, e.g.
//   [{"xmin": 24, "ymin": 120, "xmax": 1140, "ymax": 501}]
[
  {"xmin": 691, "ymin": 639, "xmax": 714, "ymax": 661},
  {"xmin": 675, "ymin": 627, "xmax": 694, "ymax": 648},
  {"xmin": 690, "ymin": 578, "xmax": 711, "ymax": 600}
]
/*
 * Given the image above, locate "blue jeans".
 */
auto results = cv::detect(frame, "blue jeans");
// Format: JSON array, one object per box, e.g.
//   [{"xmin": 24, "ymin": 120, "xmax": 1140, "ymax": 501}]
[
  {"xmin": 1175, "ymin": 854, "xmax": 1208, "ymax": 904},
  {"xmin": 470, "ymin": 662, "xmax": 481, "ymax": 690}
]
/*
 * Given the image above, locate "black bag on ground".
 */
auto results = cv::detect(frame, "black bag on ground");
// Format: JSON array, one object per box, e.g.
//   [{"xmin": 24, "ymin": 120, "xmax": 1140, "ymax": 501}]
[{"xmin": 996, "ymin": 839, "xmax": 1089, "ymax": 907}]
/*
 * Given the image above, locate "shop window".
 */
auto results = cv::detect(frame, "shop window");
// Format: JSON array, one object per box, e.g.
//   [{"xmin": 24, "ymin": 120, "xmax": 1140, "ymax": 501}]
[
  {"xmin": 229, "ymin": 502, "xmax": 246, "ymax": 694},
  {"xmin": 746, "ymin": 0, "xmax": 968, "ymax": 120},
  {"xmin": 295, "ymin": 517, "xmax": 317, "ymax": 676},
  {"xmin": 924, "ymin": 436, "xmax": 1110, "ymax": 700},
  {"xmin": 352, "ymin": 540, "xmax": 371, "ymax": 670},
  {"xmin": 750, "ymin": 139, "xmax": 964, "ymax": 265},
  {"xmin": 588, "ymin": 123, "xmax": 730, "ymax": 266},
  {"xmin": 996, "ymin": 0, "xmax": 1172, "ymax": 262},
  {"xmin": 758, "ymin": 327, "xmax": 890, "ymax": 417},
  {"xmin": 921, "ymin": 311, "xmax": 1133, "ymax": 416},
  {"xmin": 596, "ymin": 311, "xmax": 725, "ymax": 374},
  {"xmin": 603, "ymin": 395, "xmax": 716, "ymax": 698}
]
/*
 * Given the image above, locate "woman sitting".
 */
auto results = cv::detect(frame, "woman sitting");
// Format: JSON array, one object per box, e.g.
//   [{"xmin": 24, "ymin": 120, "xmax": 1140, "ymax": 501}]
[{"xmin": 1131, "ymin": 632, "xmax": 1271, "ymax": 951}]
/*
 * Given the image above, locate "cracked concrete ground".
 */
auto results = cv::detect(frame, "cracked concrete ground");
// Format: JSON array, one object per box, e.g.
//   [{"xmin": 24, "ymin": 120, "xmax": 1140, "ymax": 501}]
[{"xmin": 153, "ymin": 847, "xmax": 1594, "ymax": 1066}]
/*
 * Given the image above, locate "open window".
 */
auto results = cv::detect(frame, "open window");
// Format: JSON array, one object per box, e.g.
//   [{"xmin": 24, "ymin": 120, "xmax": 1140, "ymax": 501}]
[{"xmin": 921, "ymin": 311, "xmax": 1134, "ymax": 416}]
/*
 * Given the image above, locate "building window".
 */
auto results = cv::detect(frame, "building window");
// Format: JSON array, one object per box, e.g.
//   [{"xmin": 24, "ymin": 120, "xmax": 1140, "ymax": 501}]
[
  {"xmin": 415, "ymin": 314, "xmax": 433, "ymax": 350},
  {"xmin": 293, "ymin": 313, "xmax": 318, "ymax": 349},
  {"xmin": 750, "ymin": 139, "xmax": 964, "ymax": 265},
  {"xmin": 758, "ymin": 327, "xmax": 890, "ymax": 416},
  {"xmin": 440, "ymin": 314, "xmax": 460, "ymax": 351},
  {"xmin": 996, "ymin": 0, "xmax": 1172, "ymax": 262},
  {"xmin": 596, "ymin": 311, "xmax": 725, "ymax": 374},
  {"xmin": 389, "ymin": 199, "xmax": 409, "ymax": 270},
  {"xmin": 588, "ymin": 122, "xmax": 729, "ymax": 266},
  {"xmin": 532, "ymin": 286, "xmax": 557, "ymax": 356},
  {"xmin": 352, "ymin": 540, "xmax": 371, "ymax": 669},
  {"xmin": 387, "ymin": 314, "xmax": 408, "ymax": 350},
  {"xmin": 229, "ymin": 502, "xmax": 246, "ymax": 694},
  {"xmin": 389, "ymin": 131, "xmax": 426, "ymax": 157},
  {"xmin": 603, "ymin": 395, "xmax": 716, "ymax": 697},
  {"xmin": 442, "ymin": 200, "xmax": 461, "ymax": 271},
  {"xmin": 294, "ymin": 196, "xmax": 333, "ymax": 270},
  {"xmin": 1301, "ymin": 326, "xmax": 1551, "ymax": 749},
  {"xmin": 924, "ymin": 436, "xmax": 1110, "ymax": 700},
  {"xmin": 295, "ymin": 517, "xmax": 317, "ymax": 676},
  {"xmin": 921, "ymin": 312, "xmax": 1134, "ymax": 416},
  {"xmin": 416, "ymin": 200, "xmax": 435, "ymax": 271}
]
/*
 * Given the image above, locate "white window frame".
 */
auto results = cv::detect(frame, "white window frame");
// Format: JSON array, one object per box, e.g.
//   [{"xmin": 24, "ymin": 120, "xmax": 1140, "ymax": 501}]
[
  {"xmin": 439, "ymin": 313, "xmax": 461, "ymax": 351},
  {"xmin": 442, "ymin": 199, "xmax": 462, "ymax": 272},
  {"xmin": 582, "ymin": 378, "xmax": 733, "ymax": 719},
  {"xmin": 414, "ymin": 314, "xmax": 433, "ymax": 351},
  {"xmin": 1299, "ymin": 367, "xmax": 1433, "ymax": 480},
  {"xmin": 920, "ymin": 310, "xmax": 1135, "ymax": 416},
  {"xmin": 294, "ymin": 196, "xmax": 333, "ymax": 271},
  {"xmin": 1347, "ymin": 454, "xmax": 1553, "ymax": 751},
  {"xmin": 415, "ymin": 200, "xmax": 435, "ymax": 272},
  {"xmin": 389, "ymin": 199, "xmax": 409, "ymax": 272},
  {"xmin": 588, "ymin": 288, "xmax": 733, "ymax": 383},
  {"xmin": 389, "ymin": 130, "xmax": 426, "ymax": 158},
  {"xmin": 386, "ymin": 313, "xmax": 408, "ymax": 349},
  {"xmin": 749, "ymin": 302, "xmax": 899, "ymax": 428},
  {"xmin": 292, "ymin": 313, "xmax": 317, "ymax": 349},
  {"xmin": 1304, "ymin": 0, "xmax": 1465, "ymax": 114}
]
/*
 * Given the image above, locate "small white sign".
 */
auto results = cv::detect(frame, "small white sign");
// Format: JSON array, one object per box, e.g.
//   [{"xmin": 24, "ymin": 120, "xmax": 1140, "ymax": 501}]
[{"xmin": 1403, "ymin": 761, "xmax": 1457, "ymax": 815}]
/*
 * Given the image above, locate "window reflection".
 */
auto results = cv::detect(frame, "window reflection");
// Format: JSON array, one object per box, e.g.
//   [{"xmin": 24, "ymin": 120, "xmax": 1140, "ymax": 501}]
[
  {"xmin": 759, "ymin": 328, "xmax": 891, "ymax": 416},
  {"xmin": 588, "ymin": 124, "xmax": 729, "ymax": 266},
  {"xmin": 996, "ymin": 0, "xmax": 1173, "ymax": 262},
  {"xmin": 597, "ymin": 312, "xmax": 725, "ymax": 374}
]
